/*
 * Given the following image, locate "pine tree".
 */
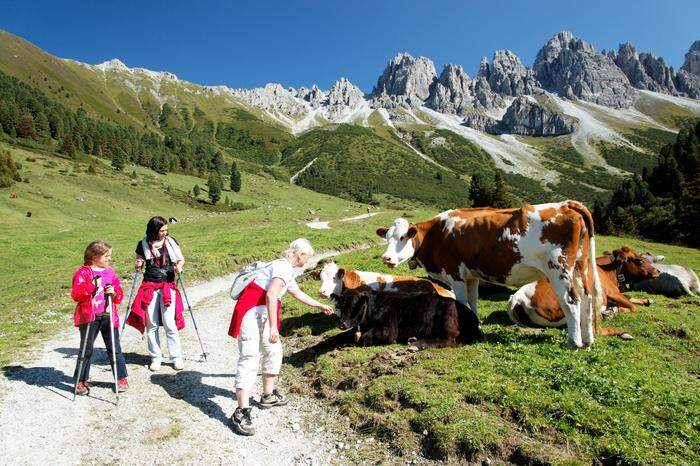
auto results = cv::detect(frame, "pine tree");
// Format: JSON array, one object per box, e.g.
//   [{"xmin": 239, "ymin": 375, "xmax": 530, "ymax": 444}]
[
  {"xmin": 469, "ymin": 172, "xmax": 493, "ymax": 207},
  {"xmin": 60, "ymin": 131, "xmax": 75, "ymax": 157},
  {"xmin": 193, "ymin": 184, "xmax": 201, "ymax": 198},
  {"xmin": 112, "ymin": 148, "xmax": 125, "ymax": 171},
  {"xmin": 491, "ymin": 171, "xmax": 511, "ymax": 208},
  {"xmin": 0, "ymin": 101, "xmax": 20, "ymax": 135},
  {"xmin": 207, "ymin": 172, "xmax": 223, "ymax": 204},
  {"xmin": 230, "ymin": 161, "xmax": 241, "ymax": 192},
  {"xmin": 18, "ymin": 114, "xmax": 36, "ymax": 140}
]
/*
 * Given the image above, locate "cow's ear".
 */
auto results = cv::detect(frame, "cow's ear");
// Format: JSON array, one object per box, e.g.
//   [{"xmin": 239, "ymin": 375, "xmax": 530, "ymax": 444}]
[
  {"xmin": 376, "ymin": 227, "xmax": 389, "ymax": 238},
  {"xmin": 336, "ymin": 268, "xmax": 346, "ymax": 280},
  {"xmin": 602, "ymin": 250, "xmax": 611, "ymax": 256},
  {"xmin": 612, "ymin": 249, "xmax": 627, "ymax": 262},
  {"xmin": 407, "ymin": 225, "xmax": 418, "ymax": 239}
]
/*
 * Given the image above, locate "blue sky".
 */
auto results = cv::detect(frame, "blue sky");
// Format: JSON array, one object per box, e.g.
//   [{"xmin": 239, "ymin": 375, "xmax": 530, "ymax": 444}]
[{"xmin": 1, "ymin": 0, "xmax": 698, "ymax": 92}]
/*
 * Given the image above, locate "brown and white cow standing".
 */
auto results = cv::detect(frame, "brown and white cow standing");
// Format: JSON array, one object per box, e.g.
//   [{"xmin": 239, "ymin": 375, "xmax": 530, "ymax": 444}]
[
  {"xmin": 377, "ymin": 201, "xmax": 604, "ymax": 348},
  {"xmin": 507, "ymin": 247, "xmax": 659, "ymax": 328}
]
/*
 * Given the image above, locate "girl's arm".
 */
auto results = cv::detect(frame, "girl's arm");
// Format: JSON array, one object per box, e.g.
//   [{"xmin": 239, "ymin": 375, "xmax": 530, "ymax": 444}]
[
  {"xmin": 111, "ymin": 275, "xmax": 124, "ymax": 305},
  {"xmin": 266, "ymin": 278, "xmax": 285, "ymax": 343},
  {"xmin": 288, "ymin": 287, "xmax": 334, "ymax": 315},
  {"xmin": 71, "ymin": 269, "xmax": 95, "ymax": 303}
]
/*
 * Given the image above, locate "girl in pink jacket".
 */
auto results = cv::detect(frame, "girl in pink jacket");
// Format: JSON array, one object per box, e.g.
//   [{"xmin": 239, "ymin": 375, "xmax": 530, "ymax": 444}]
[{"xmin": 71, "ymin": 240, "xmax": 128, "ymax": 395}]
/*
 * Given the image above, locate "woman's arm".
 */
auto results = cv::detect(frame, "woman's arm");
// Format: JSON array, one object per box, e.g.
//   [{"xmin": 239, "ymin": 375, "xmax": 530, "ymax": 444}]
[
  {"xmin": 174, "ymin": 259, "xmax": 185, "ymax": 273},
  {"xmin": 266, "ymin": 278, "xmax": 285, "ymax": 343},
  {"xmin": 288, "ymin": 288, "xmax": 334, "ymax": 315}
]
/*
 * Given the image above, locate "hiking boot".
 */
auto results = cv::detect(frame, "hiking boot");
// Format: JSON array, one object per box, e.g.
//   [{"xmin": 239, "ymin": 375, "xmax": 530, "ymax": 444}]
[
  {"xmin": 230, "ymin": 407, "xmax": 255, "ymax": 436},
  {"xmin": 75, "ymin": 381, "xmax": 89, "ymax": 396},
  {"xmin": 173, "ymin": 358, "xmax": 185, "ymax": 371},
  {"xmin": 149, "ymin": 360, "xmax": 162, "ymax": 372},
  {"xmin": 118, "ymin": 377, "xmax": 129, "ymax": 392},
  {"xmin": 259, "ymin": 389, "xmax": 289, "ymax": 409}
]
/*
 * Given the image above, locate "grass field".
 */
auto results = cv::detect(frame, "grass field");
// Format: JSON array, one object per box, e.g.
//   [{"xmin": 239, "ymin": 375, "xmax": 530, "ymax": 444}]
[
  {"xmin": 1, "ymin": 139, "xmax": 699, "ymax": 464},
  {"xmin": 282, "ymin": 238, "xmax": 700, "ymax": 465}
]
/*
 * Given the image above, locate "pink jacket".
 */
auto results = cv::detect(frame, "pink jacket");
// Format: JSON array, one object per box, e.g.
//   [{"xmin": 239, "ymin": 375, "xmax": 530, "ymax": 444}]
[
  {"xmin": 126, "ymin": 281, "xmax": 185, "ymax": 334},
  {"xmin": 71, "ymin": 266, "xmax": 124, "ymax": 328}
]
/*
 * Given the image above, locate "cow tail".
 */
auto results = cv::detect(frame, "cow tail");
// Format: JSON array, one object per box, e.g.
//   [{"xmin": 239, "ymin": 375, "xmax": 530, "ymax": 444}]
[{"xmin": 568, "ymin": 201, "xmax": 604, "ymax": 334}]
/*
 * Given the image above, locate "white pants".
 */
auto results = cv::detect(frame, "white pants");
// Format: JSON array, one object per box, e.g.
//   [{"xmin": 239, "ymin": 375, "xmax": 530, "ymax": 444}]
[
  {"xmin": 146, "ymin": 288, "xmax": 182, "ymax": 362},
  {"xmin": 235, "ymin": 306, "xmax": 283, "ymax": 391}
]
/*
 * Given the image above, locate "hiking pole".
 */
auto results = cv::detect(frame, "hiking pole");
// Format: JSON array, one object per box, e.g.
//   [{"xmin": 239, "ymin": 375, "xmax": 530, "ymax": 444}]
[
  {"xmin": 106, "ymin": 293, "xmax": 119, "ymax": 405},
  {"xmin": 177, "ymin": 273, "xmax": 207, "ymax": 361},
  {"xmin": 121, "ymin": 270, "xmax": 141, "ymax": 332},
  {"xmin": 73, "ymin": 324, "xmax": 91, "ymax": 401}
]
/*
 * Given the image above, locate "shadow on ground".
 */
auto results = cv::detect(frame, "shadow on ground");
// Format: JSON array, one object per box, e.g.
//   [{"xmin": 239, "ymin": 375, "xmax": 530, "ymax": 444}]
[{"xmin": 150, "ymin": 371, "xmax": 236, "ymax": 426}]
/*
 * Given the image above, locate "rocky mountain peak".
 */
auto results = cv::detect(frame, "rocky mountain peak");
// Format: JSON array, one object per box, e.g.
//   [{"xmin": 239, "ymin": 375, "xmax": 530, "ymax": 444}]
[
  {"xmin": 326, "ymin": 77, "xmax": 365, "ymax": 119},
  {"xmin": 478, "ymin": 57, "xmax": 490, "ymax": 78},
  {"xmin": 425, "ymin": 64, "xmax": 474, "ymax": 115},
  {"xmin": 487, "ymin": 49, "xmax": 539, "ymax": 96},
  {"xmin": 533, "ymin": 30, "xmax": 637, "ymax": 108},
  {"xmin": 371, "ymin": 52, "xmax": 437, "ymax": 108},
  {"xmin": 681, "ymin": 40, "xmax": 700, "ymax": 76}
]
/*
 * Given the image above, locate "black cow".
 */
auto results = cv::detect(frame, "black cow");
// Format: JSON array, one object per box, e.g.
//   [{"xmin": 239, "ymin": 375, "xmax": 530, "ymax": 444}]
[{"xmin": 331, "ymin": 291, "xmax": 482, "ymax": 349}]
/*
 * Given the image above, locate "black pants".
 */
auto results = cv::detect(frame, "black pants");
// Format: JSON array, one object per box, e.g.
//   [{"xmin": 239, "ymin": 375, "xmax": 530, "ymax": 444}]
[{"xmin": 74, "ymin": 313, "xmax": 128, "ymax": 382}]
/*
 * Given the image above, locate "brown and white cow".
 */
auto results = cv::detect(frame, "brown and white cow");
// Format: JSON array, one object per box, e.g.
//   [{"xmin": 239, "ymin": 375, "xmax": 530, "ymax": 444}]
[
  {"xmin": 318, "ymin": 262, "xmax": 482, "ymax": 348},
  {"xmin": 507, "ymin": 247, "xmax": 660, "ymax": 328},
  {"xmin": 376, "ymin": 201, "xmax": 604, "ymax": 348}
]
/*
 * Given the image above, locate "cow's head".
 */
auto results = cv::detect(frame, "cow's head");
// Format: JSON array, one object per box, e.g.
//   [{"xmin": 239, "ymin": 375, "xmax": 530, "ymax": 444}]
[
  {"xmin": 611, "ymin": 247, "xmax": 660, "ymax": 282},
  {"xmin": 334, "ymin": 292, "xmax": 370, "ymax": 330},
  {"xmin": 640, "ymin": 252, "xmax": 666, "ymax": 264},
  {"xmin": 377, "ymin": 218, "xmax": 418, "ymax": 268},
  {"xmin": 318, "ymin": 262, "xmax": 344, "ymax": 301}
]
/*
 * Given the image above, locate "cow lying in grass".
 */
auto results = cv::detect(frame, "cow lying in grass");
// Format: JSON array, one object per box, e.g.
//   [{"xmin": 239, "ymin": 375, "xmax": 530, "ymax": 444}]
[
  {"xmin": 507, "ymin": 247, "xmax": 659, "ymax": 329},
  {"xmin": 632, "ymin": 253, "xmax": 700, "ymax": 297},
  {"xmin": 318, "ymin": 262, "xmax": 482, "ymax": 348}
]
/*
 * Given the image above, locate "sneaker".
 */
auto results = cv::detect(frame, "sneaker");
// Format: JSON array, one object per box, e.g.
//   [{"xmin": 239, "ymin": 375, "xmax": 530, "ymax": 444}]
[
  {"xmin": 259, "ymin": 389, "xmax": 289, "ymax": 409},
  {"xmin": 118, "ymin": 377, "xmax": 129, "ymax": 392},
  {"xmin": 173, "ymin": 359, "xmax": 185, "ymax": 371},
  {"xmin": 230, "ymin": 407, "xmax": 255, "ymax": 436},
  {"xmin": 149, "ymin": 360, "xmax": 162, "ymax": 372},
  {"xmin": 75, "ymin": 381, "xmax": 89, "ymax": 396}
]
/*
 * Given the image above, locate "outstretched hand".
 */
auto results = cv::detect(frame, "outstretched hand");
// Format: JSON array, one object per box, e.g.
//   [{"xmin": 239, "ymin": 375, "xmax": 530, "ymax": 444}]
[{"xmin": 318, "ymin": 304, "xmax": 334, "ymax": 316}]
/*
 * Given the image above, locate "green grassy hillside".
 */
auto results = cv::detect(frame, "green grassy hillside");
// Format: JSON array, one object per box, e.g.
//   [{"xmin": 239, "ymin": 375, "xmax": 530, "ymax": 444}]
[
  {"xmin": 284, "ymin": 238, "xmax": 700, "ymax": 464},
  {"xmin": 281, "ymin": 124, "xmax": 470, "ymax": 207}
]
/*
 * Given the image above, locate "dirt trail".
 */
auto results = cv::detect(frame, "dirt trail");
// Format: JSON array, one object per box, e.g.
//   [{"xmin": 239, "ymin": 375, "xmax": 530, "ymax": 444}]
[{"xmin": 0, "ymin": 254, "xmax": 395, "ymax": 465}]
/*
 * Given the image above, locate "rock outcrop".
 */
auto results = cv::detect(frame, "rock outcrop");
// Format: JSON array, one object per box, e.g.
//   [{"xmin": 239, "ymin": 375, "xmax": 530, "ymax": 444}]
[
  {"xmin": 293, "ymin": 85, "xmax": 326, "ymax": 109},
  {"xmin": 614, "ymin": 43, "xmax": 676, "ymax": 94},
  {"xmin": 231, "ymin": 83, "xmax": 307, "ymax": 118},
  {"xmin": 482, "ymin": 50, "xmax": 539, "ymax": 96},
  {"xmin": 533, "ymin": 31, "xmax": 637, "ymax": 108},
  {"xmin": 462, "ymin": 111, "xmax": 498, "ymax": 132},
  {"xmin": 472, "ymin": 76, "xmax": 505, "ymax": 110},
  {"xmin": 676, "ymin": 41, "xmax": 700, "ymax": 98},
  {"xmin": 490, "ymin": 96, "xmax": 577, "ymax": 136},
  {"xmin": 371, "ymin": 52, "xmax": 437, "ymax": 108},
  {"xmin": 425, "ymin": 65, "xmax": 474, "ymax": 115},
  {"xmin": 326, "ymin": 77, "xmax": 365, "ymax": 119}
]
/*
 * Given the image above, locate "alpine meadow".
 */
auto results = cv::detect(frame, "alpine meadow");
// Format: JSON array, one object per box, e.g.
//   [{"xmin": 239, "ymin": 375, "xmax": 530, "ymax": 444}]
[{"xmin": 0, "ymin": 5, "xmax": 699, "ymax": 465}]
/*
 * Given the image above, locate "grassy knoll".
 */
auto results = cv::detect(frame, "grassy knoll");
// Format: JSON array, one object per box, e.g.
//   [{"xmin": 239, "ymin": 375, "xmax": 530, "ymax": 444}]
[
  {"xmin": 283, "ymin": 236, "xmax": 700, "ymax": 464},
  {"xmin": 0, "ymin": 141, "xmax": 430, "ymax": 367}
]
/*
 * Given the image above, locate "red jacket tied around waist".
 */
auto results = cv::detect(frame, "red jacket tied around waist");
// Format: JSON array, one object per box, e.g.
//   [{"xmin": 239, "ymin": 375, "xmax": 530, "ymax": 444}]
[
  {"xmin": 228, "ymin": 281, "xmax": 282, "ymax": 338},
  {"xmin": 71, "ymin": 266, "xmax": 123, "ymax": 328},
  {"xmin": 126, "ymin": 281, "xmax": 185, "ymax": 334}
]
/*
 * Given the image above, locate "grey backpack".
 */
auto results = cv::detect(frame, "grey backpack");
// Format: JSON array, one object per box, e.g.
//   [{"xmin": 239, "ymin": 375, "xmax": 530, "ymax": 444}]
[{"xmin": 230, "ymin": 261, "xmax": 270, "ymax": 300}]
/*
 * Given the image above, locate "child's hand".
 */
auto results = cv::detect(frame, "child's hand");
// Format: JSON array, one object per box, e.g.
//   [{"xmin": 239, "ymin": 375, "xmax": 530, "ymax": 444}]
[
  {"xmin": 318, "ymin": 304, "xmax": 334, "ymax": 315},
  {"xmin": 269, "ymin": 328, "xmax": 280, "ymax": 343},
  {"xmin": 104, "ymin": 285, "xmax": 114, "ymax": 296}
]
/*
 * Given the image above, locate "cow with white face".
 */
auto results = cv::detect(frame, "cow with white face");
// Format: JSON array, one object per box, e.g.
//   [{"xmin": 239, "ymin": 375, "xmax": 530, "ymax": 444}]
[
  {"xmin": 632, "ymin": 253, "xmax": 700, "ymax": 297},
  {"xmin": 377, "ymin": 200, "xmax": 605, "ymax": 348}
]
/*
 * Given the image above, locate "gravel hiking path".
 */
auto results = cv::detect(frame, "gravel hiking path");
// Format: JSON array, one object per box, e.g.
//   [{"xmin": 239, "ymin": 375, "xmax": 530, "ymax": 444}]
[{"xmin": 0, "ymin": 257, "xmax": 411, "ymax": 465}]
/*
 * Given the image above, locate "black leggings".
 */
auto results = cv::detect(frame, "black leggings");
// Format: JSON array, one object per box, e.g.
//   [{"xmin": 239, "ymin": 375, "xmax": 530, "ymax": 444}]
[{"xmin": 74, "ymin": 313, "xmax": 127, "ymax": 382}]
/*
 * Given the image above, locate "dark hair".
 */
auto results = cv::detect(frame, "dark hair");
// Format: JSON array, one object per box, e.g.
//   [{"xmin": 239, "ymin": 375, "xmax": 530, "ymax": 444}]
[
  {"xmin": 84, "ymin": 240, "xmax": 112, "ymax": 265},
  {"xmin": 146, "ymin": 216, "xmax": 168, "ymax": 243}
]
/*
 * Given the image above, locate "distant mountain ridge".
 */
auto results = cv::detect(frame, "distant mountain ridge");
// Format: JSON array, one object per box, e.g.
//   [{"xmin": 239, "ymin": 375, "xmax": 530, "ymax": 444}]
[{"xmin": 1, "ymin": 28, "xmax": 699, "ymax": 207}]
